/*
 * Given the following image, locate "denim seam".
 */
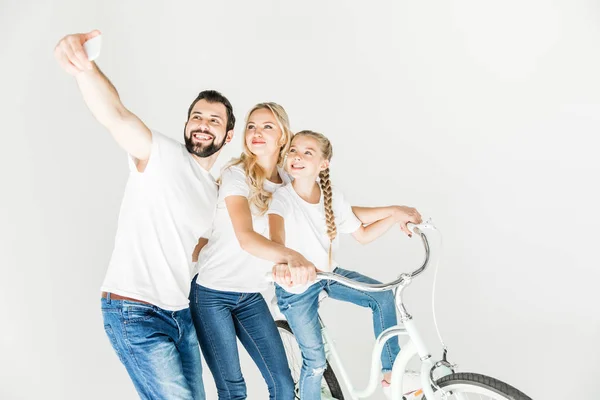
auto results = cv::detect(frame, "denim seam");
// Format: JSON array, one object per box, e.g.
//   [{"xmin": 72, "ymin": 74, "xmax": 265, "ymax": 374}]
[
  {"xmin": 196, "ymin": 291, "xmax": 233, "ymax": 399},
  {"xmin": 122, "ymin": 303, "xmax": 157, "ymax": 324},
  {"xmin": 173, "ymin": 311, "xmax": 183, "ymax": 344},
  {"xmin": 121, "ymin": 313, "xmax": 155, "ymax": 399},
  {"xmin": 233, "ymin": 312, "xmax": 278, "ymax": 399},
  {"xmin": 237, "ymin": 292, "xmax": 245, "ymax": 304}
]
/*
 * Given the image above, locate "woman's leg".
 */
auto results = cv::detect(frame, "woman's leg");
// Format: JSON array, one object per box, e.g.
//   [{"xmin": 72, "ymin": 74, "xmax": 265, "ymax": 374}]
[
  {"xmin": 190, "ymin": 278, "xmax": 247, "ymax": 400},
  {"xmin": 276, "ymin": 283, "xmax": 327, "ymax": 400},
  {"xmin": 232, "ymin": 292, "xmax": 295, "ymax": 400},
  {"xmin": 324, "ymin": 267, "xmax": 401, "ymax": 373}
]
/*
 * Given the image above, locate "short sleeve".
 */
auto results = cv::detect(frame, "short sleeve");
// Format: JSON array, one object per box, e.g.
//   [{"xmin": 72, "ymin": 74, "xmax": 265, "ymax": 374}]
[
  {"xmin": 266, "ymin": 187, "xmax": 289, "ymax": 218},
  {"xmin": 218, "ymin": 166, "xmax": 250, "ymax": 201},
  {"xmin": 127, "ymin": 130, "xmax": 181, "ymax": 174},
  {"xmin": 333, "ymin": 188, "xmax": 362, "ymax": 234}
]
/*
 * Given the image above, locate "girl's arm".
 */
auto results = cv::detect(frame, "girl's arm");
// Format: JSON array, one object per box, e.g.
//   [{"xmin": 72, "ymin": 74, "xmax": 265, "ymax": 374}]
[
  {"xmin": 225, "ymin": 196, "xmax": 316, "ymax": 284},
  {"xmin": 351, "ymin": 215, "xmax": 398, "ymax": 244},
  {"xmin": 351, "ymin": 206, "xmax": 396, "ymax": 225},
  {"xmin": 352, "ymin": 205, "xmax": 422, "ymax": 237}
]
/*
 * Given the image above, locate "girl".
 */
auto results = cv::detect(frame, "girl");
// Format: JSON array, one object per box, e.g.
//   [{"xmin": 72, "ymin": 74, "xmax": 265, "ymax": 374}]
[
  {"xmin": 268, "ymin": 130, "xmax": 422, "ymax": 399},
  {"xmin": 189, "ymin": 103, "xmax": 315, "ymax": 399}
]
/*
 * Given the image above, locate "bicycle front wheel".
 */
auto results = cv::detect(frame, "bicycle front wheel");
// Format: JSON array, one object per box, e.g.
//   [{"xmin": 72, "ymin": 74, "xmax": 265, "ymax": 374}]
[
  {"xmin": 275, "ymin": 319, "xmax": 345, "ymax": 400},
  {"xmin": 424, "ymin": 372, "xmax": 532, "ymax": 400}
]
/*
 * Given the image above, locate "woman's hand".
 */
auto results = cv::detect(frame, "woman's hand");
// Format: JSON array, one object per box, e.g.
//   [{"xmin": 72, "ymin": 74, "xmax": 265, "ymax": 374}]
[
  {"xmin": 272, "ymin": 253, "xmax": 317, "ymax": 286},
  {"xmin": 272, "ymin": 263, "xmax": 292, "ymax": 287}
]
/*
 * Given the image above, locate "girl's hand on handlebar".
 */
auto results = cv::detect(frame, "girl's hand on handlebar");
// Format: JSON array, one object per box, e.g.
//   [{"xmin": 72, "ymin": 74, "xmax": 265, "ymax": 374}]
[{"xmin": 392, "ymin": 206, "xmax": 422, "ymax": 237}]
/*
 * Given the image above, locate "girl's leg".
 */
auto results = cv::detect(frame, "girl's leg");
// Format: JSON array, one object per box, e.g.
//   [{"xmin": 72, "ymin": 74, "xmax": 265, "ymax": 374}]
[
  {"xmin": 276, "ymin": 283, "xmax": 327, "ymax": 400},
  {"xmin": 233, "ymin": 292, "xmax": 295, "ymax": 400},
  {"xmin": 324, "ymin": 267, "xmax": 400, "ymax": 373},
  {"xmin": 190, "ymin": 278, "xmax": 247, "ymax": 400}
]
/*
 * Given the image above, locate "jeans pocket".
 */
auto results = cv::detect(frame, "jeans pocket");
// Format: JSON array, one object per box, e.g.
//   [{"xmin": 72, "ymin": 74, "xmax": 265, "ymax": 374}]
[{"xmin": 123, "ymin": 302, "xmax": 157, "ymax": 324}]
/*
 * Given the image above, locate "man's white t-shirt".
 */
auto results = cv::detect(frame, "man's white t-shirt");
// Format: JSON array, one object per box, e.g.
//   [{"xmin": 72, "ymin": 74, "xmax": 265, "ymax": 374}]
[
  {"xmin": 267, "ymin": 183, "xmax": 362, "ymax": 294},
  {"xmin": 195, "ymin": 164, "xmax": 290, "ymax": 293},
  {"xmin": 101, "ymin": 131, "xmax": 217, "ymax": 311}
]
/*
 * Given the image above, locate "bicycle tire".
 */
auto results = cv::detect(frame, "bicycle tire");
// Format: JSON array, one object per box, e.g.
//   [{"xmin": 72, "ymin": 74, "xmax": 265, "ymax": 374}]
[
  {"xmin": 423, "ymin": 372, "xmax": 532, "ymax": 400},
  {"xmin": 275, "ymin": 319, "xmax": 345, "ymax": 400}
]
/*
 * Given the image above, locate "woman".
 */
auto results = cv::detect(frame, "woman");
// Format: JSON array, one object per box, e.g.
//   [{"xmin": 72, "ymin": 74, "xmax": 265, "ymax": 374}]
[{"xmin": 190, "ymin": 103, "xmax": 314, "ymax": 399}]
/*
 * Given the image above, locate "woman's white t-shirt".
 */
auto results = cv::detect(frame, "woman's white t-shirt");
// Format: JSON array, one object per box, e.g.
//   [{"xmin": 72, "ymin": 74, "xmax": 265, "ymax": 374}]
[
  {"xmin": 195, "ymin": 164, "xmax": 291, "ymax": 292},
  {"xmin": 267, "ymin": 183, "xmax": 362, "ymax": 294}
]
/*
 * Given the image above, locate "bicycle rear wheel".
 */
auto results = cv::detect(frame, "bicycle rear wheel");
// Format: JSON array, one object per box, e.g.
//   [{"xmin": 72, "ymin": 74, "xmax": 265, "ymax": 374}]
[
  {"xmin": 424, "ymin": 372, "xmax": 532, "ymax": 400},
  {"xmin": 275, "ymin": 319, "xmax": 345, "ymax": 400}
]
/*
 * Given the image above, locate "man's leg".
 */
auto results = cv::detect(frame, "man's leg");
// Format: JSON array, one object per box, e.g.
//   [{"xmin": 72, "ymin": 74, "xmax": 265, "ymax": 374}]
[
  {"xmin": 190, "ymin": 280, "xmax": 247, "ymax": 400},
  {"xmin": 101, "ymin": 296, "xmax": 196, "ymax": 399},
  {"xmin": 176, "ymin": 307, "xmax": 205, "ymax": 400},
  {"xmin": 233, "ymin": 293, "xmax": 295, "ymax": 400}
]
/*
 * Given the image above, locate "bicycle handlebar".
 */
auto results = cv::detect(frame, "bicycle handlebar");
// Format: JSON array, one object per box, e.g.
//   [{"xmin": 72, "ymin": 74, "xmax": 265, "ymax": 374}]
[{"xmin": 268, "ymin": 220, "xmax": 435, "ymax": 292}]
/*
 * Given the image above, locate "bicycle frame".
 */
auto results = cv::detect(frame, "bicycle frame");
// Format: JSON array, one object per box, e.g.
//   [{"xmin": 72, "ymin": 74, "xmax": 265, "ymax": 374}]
[
  {"xmin": 273, "ymin": 221, "xmax": 463, "ymax": 400},
  {"xmin": 318, "ymin": 295, "xmax": 453, "ymax": 400}
]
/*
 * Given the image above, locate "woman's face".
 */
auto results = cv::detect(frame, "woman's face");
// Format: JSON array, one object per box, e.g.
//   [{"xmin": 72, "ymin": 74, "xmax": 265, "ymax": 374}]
[
  {"xmin": 286, "ymin": 135, "xmax": 328, "ymax": 180},
  {"xmin": 245, "ymin": 108, "xmax": 283, "ymax": 158}
]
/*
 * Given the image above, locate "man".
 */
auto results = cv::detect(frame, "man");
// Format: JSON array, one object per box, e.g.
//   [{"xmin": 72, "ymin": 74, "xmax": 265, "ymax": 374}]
[{"xmin": 54, "ymin": 30, "xmax": 234, "ymax": 399}]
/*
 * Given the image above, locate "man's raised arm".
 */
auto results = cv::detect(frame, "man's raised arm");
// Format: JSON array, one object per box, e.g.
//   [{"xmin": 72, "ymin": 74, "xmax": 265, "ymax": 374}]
[{"xmin": 54, "ymin": 30, "xmax": 152, "ymax": 161}]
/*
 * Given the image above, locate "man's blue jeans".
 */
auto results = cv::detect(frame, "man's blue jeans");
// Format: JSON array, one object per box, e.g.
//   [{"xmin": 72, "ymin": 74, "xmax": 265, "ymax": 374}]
[
  {"xmin": 276, "ymin": 267, "xmax": 400, "ymax": 400},
  {"xmin": 190, "ymin": 275, "xmax": 295, "ymax": 400},
  {"xmin": 101, "ymin": 294, "xmax": 205, "ymax": 399}
]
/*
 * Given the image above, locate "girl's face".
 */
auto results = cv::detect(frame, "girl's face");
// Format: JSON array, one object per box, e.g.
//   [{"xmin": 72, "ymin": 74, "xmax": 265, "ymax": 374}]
[
  {"xmin": 245, "ymin": 108, "xmax": 283, "ymax": 158},
  {"xmin": 286, "ymin": 135, "xmax": 329, "ymax": 180}
]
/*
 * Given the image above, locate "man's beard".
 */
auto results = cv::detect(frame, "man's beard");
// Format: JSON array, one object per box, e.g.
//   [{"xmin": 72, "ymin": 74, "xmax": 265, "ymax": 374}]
[{"xmin": 184, "ymin": 129, "xmax": 227, "ymax": 158}]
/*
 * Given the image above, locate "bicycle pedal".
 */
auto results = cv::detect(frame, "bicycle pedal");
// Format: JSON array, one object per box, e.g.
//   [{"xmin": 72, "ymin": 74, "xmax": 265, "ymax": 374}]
[{"xmin": 403, "ymin": 389, "xmax": 424, "ymax": 399}]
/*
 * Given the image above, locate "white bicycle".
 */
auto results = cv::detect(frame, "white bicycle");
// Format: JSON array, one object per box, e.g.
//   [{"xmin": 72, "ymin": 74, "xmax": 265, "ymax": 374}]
[{"xmin": 271, "ymin": 221, "xmax": 533, "ymax": 400}]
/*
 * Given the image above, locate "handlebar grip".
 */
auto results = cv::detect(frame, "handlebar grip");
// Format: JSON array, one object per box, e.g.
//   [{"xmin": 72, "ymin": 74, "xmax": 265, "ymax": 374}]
[{"xmin": 407, "ymin": 222, "xmax": 418, "ymax": 235}]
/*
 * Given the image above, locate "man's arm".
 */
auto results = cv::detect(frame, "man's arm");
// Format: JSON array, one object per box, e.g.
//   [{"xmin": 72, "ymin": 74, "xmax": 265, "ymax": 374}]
[
  {"xmin": 54, "ymin": 31, "xmax": 152, "ymax": 162},
  {"xmin": 191, "ymin": 238, "xmax": 209, "ymax": 263}
]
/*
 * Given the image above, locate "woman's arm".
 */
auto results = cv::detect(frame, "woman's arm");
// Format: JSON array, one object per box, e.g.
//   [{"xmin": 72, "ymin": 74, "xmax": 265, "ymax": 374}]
[
  {"xmin": 268, "ymin": 214, "xmax": 293, "ymax": 286},
  {"xmin": 225, "ymin": 196, "xmax": 316, "ymax": 284}
]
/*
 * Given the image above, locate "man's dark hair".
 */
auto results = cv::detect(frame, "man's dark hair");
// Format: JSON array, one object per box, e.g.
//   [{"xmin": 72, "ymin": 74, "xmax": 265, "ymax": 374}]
[{"xmin": 187, "ymin": 90, "xmax": 235, "ymax": 132}]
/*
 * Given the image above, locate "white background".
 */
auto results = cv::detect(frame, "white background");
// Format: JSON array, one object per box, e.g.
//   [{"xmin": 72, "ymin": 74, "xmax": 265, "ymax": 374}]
[{"xmin": 1, "ymin": 1, "xmax": 598, "ymax": 399}]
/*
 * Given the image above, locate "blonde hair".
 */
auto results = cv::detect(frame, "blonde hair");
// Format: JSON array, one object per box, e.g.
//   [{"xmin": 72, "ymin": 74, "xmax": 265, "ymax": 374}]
[
  {"xmin": 226, "ymin": 103, "xmax": 292, "ymax": 215},
  {"xmin": 292, "ymin": 130, "xmax": 336, "ymax": 266}
]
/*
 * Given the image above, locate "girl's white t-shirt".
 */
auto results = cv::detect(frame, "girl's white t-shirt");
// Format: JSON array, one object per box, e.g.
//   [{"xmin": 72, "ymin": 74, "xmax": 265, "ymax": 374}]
[
  {"xmin": 195, "ymin": 164, "xmax": 291, "ymax": 292},
  {"xmin": 266, "ymin": 183, "xmax": 362, "ymax": 294}
]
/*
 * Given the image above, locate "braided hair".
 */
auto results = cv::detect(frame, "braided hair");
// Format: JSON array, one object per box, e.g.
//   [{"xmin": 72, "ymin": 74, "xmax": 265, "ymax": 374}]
[{"xmin": 293, "ymin": 130, "xmax": 336, "ymax": 266}]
